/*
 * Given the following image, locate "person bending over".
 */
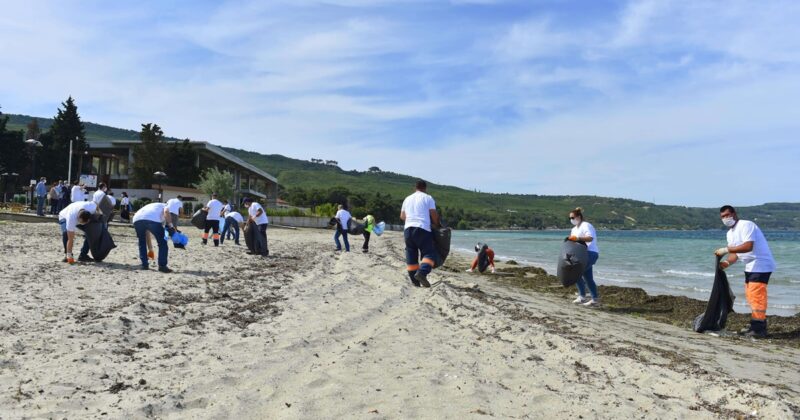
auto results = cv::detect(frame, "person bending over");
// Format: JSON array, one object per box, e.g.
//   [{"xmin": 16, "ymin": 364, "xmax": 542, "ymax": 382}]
[
  {"xmin": 132, "ymin": 202, "xmax": 174, "ymax": 273},
  {"xmin": 58, "ymin": 201, "xmax": 100, "ymax": 263},
  {"xmin": 467, "ymin": 243, "xmax": 495, "ymax": 274}
]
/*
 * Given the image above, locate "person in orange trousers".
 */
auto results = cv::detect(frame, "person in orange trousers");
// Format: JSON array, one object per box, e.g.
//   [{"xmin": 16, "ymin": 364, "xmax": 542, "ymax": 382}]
[{"xmin": 714, "ymin": 205, "xmax": 776, "ymax": 338}]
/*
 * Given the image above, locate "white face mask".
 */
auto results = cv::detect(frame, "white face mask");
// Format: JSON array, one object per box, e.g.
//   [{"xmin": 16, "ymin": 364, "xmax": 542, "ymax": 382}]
[
  {"xmin": 722, "ymin": 217, "xmax": 735, "ymax": 227},
  {"xmin": 570, "ymin": 218, "xmax": 580, "ymax": 226}
]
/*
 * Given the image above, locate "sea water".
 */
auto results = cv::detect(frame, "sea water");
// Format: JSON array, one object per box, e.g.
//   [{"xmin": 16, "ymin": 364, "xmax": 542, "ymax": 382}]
[{"xmin": 452, "ymin": 230, "xmax": 800, "ymax": 316}]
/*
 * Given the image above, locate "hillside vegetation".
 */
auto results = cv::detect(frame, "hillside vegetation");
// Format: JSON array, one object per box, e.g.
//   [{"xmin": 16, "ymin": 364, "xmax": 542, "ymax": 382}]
[{"xmin": 7, "ymin": 113, "xmax": 797, "ymax": 229}]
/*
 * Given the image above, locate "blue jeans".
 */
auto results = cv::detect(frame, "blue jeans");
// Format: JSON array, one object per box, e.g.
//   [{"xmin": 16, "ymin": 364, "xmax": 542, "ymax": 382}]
[
  {"xmin": 220, "ymin": 217, "xmax": 239, "ymax": 244},
  {"xmin": 334, "ymin": 227, "xmax": 349, "ymax": 251},
  {"xmin": 134, "ymin": 220, "xmax": 168, "ymax": 268},
  {"xmin": 37, "ymin": 195, "xmax": 46, "ymax": 216},
  {"xmin": 404, "ymin": 227, "xmax": 438, "ymax": 281},
  {"xmin": 576, "ymin": 251, "xmax": 599, "ymax": 299},
  {"xmin": 60, "ymin": 219, "xmax": 90, "ymax": 257}
]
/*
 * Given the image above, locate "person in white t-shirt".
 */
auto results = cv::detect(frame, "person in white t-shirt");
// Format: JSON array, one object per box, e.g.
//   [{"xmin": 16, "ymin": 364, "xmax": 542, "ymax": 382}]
[
  {"xmin": 568, "ymin": 207, "xmax": 600, "ymax": 306},
  {"xmin": 132, "ymin": 202, "xmax": 174, "ymax": 273},
  {"xmin": 165, "ymin": 195, "xmax": 184, "ymax": 230},
  {"xmin": 58, "ymin": 201, "xmax": 99, "ymax": 263},
  {"xmin": 714, "ymin": 205, "xmax": 776, "ymax": 338},
  {"xmin": 120, "ymin": 192, "xmax": 132, "ymax": 221},
  {"xmin": 92, "ymin": 183, "xmax": 108, "ymax": 205},
  {"xmin": 220, "ymin": 208, "xmax": 245, "ymax": 245},
  {"xmin": 71, "ymin": 181, "xmax": 86, "ymax": 202},
  {"xmin": 400, "ymin": 180, "xmax": 440, "ymax": 287},
  {"xmin": 334, "ymin": 204, "xmax": 351, "ymax": 252},
  {"xmin": 243, "ymin": 198, "xmax": 269, "ymax": 255},
  {"xmin": 202, "ymin": 193, "xmax": 225, "ymax": 246}
]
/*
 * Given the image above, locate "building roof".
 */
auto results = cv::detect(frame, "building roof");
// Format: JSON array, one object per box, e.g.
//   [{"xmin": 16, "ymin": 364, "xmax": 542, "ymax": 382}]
[{"xmin": 88, "ymin": 139, "xmax": 277, "ymax": 183}]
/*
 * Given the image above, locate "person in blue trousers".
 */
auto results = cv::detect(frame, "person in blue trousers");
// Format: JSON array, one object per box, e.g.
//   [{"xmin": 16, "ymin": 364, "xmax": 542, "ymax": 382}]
[
  {"xmin": 334, "ymin": 204, "xmax": 351, "ymax": 252},
  {"xmin": 568, "ymin": 207, "xmax": 601, "ymax": 306},
  {"xmin": 132, "ymin": 202, "xmax": 174, "ymax": 273},
  {"xmin": 400, "ymin": 180, "xmax": 440, "ymax": 287}
]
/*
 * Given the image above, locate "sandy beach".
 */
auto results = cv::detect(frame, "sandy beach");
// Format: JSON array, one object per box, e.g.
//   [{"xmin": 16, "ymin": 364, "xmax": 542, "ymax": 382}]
[{"xmin": 1, "ymin": 220, "xmax": 799, "ymax": 418}]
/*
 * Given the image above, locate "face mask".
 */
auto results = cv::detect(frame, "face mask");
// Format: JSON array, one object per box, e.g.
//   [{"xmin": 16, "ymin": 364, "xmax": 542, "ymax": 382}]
[
  {"xmin": 722, "ymin": 217, "xmax": 735, "ymax": 227},
  {"xmin": 570, "ymin": 218, "xmax": 579, "ymax": 226}
]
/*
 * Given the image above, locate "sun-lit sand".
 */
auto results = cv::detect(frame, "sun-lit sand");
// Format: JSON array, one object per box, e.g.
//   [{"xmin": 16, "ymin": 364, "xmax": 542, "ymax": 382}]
[{"xmin": 1, "ymin": 220, "xmax": 798, "ymax": 418}]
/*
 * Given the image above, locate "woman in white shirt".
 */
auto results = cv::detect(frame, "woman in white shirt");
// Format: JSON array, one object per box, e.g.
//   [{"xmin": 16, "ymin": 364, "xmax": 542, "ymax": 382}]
[{"xmin": 569, "ymin": 207, "xmax": 600, "ymax": 306}]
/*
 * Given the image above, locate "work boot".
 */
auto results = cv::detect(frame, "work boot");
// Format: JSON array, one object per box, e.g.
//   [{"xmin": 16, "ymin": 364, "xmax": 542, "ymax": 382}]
[
  {"xmin": 414, "ymin": 272, "xmax": 431, "ymax": 288},
  {"xmin": 744, "ymin": 320, "xmax": 768, "ymax": 338},
  {"xmin": 78, "ymin": 254, "xmax": 94, "ymax": 262},
  {"xmin": 158, "ymin": 266, "xmax": 173, "ymax": 273},
  {"xmin": 408, "ymin": 272, "xmax": 421, "ymax": 287}
]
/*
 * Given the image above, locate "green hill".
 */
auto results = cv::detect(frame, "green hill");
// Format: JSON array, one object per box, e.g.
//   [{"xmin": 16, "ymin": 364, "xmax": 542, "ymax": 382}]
[{"xmin": 6, "ymin": 113, "xmax": 798, "ymax": 229}]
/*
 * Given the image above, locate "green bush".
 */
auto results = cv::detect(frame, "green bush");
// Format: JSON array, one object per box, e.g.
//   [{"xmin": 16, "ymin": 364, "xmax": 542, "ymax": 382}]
[
  {"xmin": 132, "ymin": 198, "xmax": 151, "ymax": 211},
  {"xmin": 313, "ymin": 203, "xmax": 337, "ymax": 218}
]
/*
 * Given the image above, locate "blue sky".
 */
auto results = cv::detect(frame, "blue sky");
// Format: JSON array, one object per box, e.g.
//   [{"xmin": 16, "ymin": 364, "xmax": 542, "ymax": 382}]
[{"xmin": 1, "ymin": 0, "xmax": 799, "ymax": 206}]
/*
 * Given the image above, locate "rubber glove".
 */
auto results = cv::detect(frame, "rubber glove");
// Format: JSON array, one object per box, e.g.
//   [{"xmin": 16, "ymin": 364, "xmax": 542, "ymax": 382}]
[
  {"xmin": 568, "ymin": 235, "xmax": 578, "ymax": 241},
  {"xmin": 714, "ymin": 247, "xmax": 729, "ymax": 256}
]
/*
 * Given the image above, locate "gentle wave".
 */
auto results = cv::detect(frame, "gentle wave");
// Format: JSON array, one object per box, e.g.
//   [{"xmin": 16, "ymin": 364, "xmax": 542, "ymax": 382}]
[{"xmin": 663, "ymin": 269, "xmax": 714, "ymax": 278}]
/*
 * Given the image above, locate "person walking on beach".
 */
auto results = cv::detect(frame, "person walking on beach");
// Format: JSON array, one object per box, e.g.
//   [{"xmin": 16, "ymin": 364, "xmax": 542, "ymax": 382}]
[
  {"xmin": 35, "ymin": 177, "xmax": 47, "ymax": 216},
  {"xmin": 202, "ymin": 193, "xmax": 224, "ymax": 246},
  {"xmin": 120, "ymin": 192, "xmax": 131, "ymax": 222},
  {"xmin": 466, "ymin": 243, "xmax": 496, "ymax": 274},
  {"xmin": 714, "ymin": 205, "xmax": 776, "ymax": 338},
  {"xmin": 569, "ymin": 207, "xmax": 601, "ymax": 306},
  {"xmin": 334, "ymin": 204, "xmax": 351, "ymax": 252},
  {"xmin": 400, "ymin": 179, "xmax": 440, "ymax": 287},
  {"xmin": 243, "ymin": 198, "xmax": 269, "ymax": 255},
  {"xmin": 58, "ymin": 200, "xmax": 99, "ymax": 263},
  {"xmin": 132, "ymin": 202, "xmax": 174, "ymax": 273}
]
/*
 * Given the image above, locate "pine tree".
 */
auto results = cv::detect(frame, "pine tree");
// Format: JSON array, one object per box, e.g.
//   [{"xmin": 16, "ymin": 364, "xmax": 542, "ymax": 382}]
[
  {"xmin": 130, "ymin": 123, "xmax": 167, "ymax": 188},
  {"xmin": 40, "ymin": 96, "xmax": 87, "ymax": 181},
  {"xmin": 0, "ymin": 106, "xmax": 26, "ymax": 194},
  {"xmin": 164, "ymin": 139, "xmax": 200, "ymax": 187}
]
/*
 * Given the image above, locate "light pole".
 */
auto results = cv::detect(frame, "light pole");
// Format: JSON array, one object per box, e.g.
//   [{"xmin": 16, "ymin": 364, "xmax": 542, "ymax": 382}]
[
  {"xmin": 153, "ymin": 171, "xmax": 166, "ymax": 202},
  {"xmin": 25, "ymin": 139, "xmax": 43, "ymax": 210}
]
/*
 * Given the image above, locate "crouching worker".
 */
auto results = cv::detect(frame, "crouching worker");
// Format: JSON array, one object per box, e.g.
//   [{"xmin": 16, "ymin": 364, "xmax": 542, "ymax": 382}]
[
  {"xmin": 714, "ymin": 205, "xmax": 776, "ymax": 338},
  {"xmin": 133, "ymin": 202, "xmax": 174, "ymax": 273},
  {"xmin": 467, "ymin": 243, "xmax": 495, "ymax": 273},
  {"xmin": 58, "ymin": 201, "xmax": 100, "ymax": 263},
  {"xmin": 400, "ymin": 180, "xmax": 439, "ymax": 287},
  {"xmin": 243, "ymin": 198, "xmax": 269, "ymax": 256}
]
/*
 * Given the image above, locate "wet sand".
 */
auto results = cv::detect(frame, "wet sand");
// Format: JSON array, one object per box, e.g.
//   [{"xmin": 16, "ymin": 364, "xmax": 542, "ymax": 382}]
[{"xmin": 0, "ymin": 221, "xmax": 798, "ymax": 418}]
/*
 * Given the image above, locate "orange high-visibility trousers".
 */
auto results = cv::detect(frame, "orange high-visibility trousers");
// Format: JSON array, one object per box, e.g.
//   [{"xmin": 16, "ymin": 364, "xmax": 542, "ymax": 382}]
[{"xmin": 745, "ymin": 282, "xmax": 768, "ymax": 321}]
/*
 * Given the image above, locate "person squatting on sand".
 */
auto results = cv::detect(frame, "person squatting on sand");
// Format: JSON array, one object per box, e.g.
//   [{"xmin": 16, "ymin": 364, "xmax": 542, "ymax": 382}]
[
  {"xmin": 361, "ymin": 214, "xmax": 375, "ymax": 253},
  {"xmin": 334, "ymin": 204, "xmax": 351, "ymax": 252},
  {"xmin": 569, "ymin": 207, "xmax": 601, "ymax": 307},
  {"xmin": 132, "ymin": 202, "xmax": 174, "ymax": 273},
  {"xmin": 244, "ymin": 198, "xmax": 269, "ymax": 256},
  {"xmin": 467, "ymin": 243, "xmax": 495, "ymax": 274},
  {"xmin": 401, "ymin": 179, "xmax": 440, "ymax": 288},
  {"xmin": 714, "ymin": 205, "xmax": 776, "ymax": 338},
  {"xmin": 202, "ymin": 193, "xmax": 224, "ymax": 246},
  {"xmin": 220, "ymin": 207, "xmax": 244, "ymax": 245},
  {"xmin": 58, "ymin": 200, "xmax": 100, "ymax": 263}
]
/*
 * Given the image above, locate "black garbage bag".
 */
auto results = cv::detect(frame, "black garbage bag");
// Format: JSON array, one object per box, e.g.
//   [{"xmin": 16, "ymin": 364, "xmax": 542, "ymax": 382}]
[
  {"xmin": 347, "ymin": 219, "xmax": 365, "ymax": 235},
  {"xmin": 244, "ymin": 221, "xmax": 256, "ymax": 253},
  {"xmin": 693, "ymin": 256, "xmax": 735, "ymax": 333},
  {"xmin": 191, "ymin": 209, "xmax": 207, "ymax": 230},
  {"xmin": 557, "ymin": 239, "xmax": 588, "ymax": 287},
  {"xmin": 432, "ymin": 224, "xmax": 451, "ymax": 266},
  {"xmin": 99, "ymin": 196, "xmax": 114, "ymax": 225},
  {"xmin": 76, "ymin": 215, "xmax": 117, "ymax": 261},
  {"xmin": 477, "ymin": 244, "xmax": 490, "ymax": 273}
]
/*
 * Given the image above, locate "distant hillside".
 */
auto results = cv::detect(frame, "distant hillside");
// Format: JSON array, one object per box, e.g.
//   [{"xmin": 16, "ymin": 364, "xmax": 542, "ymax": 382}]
[
  {"xmin": 5, "ymin": 113, "xmax": 798, "ymax": 229},
  {"xmin": 221, "ymin": 147, "xmax": 800, "ymax": 230}
]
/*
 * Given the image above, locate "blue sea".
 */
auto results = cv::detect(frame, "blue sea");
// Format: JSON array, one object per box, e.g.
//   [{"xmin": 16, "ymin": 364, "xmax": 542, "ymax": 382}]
[{"xmin": 452, "ymin": 230, "xmax": 800, "ymax": 316}]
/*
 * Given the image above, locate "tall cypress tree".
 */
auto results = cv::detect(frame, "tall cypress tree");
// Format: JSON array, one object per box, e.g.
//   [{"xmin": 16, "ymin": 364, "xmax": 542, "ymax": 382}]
[{"xmin": 0, "ymin": 107, "xmax": 26, "ymax": 195}]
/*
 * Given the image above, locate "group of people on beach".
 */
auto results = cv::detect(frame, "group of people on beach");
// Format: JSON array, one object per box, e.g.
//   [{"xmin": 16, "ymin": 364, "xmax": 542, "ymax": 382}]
[{"xmin": 54, "ymin": 177, "xmax": 778, "ymax": 338}]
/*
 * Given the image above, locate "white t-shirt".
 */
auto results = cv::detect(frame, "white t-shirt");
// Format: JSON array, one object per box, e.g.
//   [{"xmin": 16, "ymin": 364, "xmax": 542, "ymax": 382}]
[
  {"xmin": 71, "ymin": 186, "xmax": 86, "ymax": 202},
  {"xmin": 223, "ymin": 203, "xmax": 232, "ymax": 214},
  {"xmin": 401, "ymin": 191, "xmax": 436, "ymax": 231},
  {"xmin": 133, "ymin": 203, "xmax": 167, "ymax": 224},
  {"xmin": 59, "ymin": 201, "xmax": 97, "ymax": 232},
  {"xmin": 166, "ymin": 198, "xmax": 183, "ymax": 215},
  {"xmin": 335, "ymin": 209, "xmax": 351, "ymax": 231},
  {"xmin": 206, "ymin": 199, "xmax": 224, "ymax": 221},
  {"xmin": 92, "ymin": 189, "xmax": 106, "ymax": 204},
  {"xmin": 121, "ymin": 197, "xmax": 130, "ymax": 206},
  {"xmin": 226, "ymin": 211, "xmax": 244, "ymax": 224},
  {"xmin": 248, "ymin": 203, "xmax": 269, "ymax": 225},
  {"xmin": 726, "ymin": 220, "xmax": 776, "ymax": 273},
  {"xmin": 571, "ymin": 221, "xmax": 599, "ymax": 253}
]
